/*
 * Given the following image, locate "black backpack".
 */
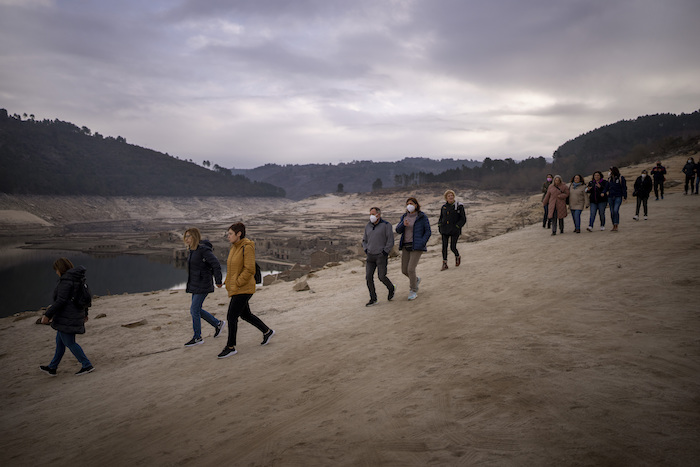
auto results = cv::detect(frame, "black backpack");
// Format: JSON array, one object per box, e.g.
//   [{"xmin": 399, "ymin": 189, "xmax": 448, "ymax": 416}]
[
  {"xmin": 72, "ymin": 278, "xmax": 92, "ymax": 310},
  {"xmin": 242, "ymin": 245, "xmax": 263, "ymax": 284}
]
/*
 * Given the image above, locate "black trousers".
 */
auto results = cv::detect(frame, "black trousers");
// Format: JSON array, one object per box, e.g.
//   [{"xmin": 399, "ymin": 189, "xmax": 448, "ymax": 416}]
[
  {"xmin": 653, "ymin": 180, "xmax": 664, "ymax": 198},
  {"xmin": 366, "ymin": 253, "xmax": 394, "ymax": 301},
  {"xmin": 441, "ymin": 234, "xmax": 460, "ymax": 260},
  {"xmin": 226, "ymin": 294, "xmax": 269, "ymax": 347}
]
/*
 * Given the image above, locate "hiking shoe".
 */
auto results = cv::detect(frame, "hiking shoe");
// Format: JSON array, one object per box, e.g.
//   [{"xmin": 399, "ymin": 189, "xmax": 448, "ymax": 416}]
[
  {"xmin": 388, "ymin": 285, "xmax": 395, "ymax": 301},
  {"xmin": 218, "ymin": 347, "xmax": 237, "ymax": 358},
  {"xmin": 75, "ymin": 366, "xmax": 94, "ymax": 376},
  {"xmin": 416, "ymin": 277, "xmax": 421, "ymax": 291},
  {"xmin": 441, "ymin": 261, "xmax": 448, "ymax": 271},
  {"xmin": 407, "ymin": 291, "xmax": 418, "ymax": 301},
  {"xmin": 456, "ymin": 256, "xmax": 461, "ymax": 267},
  {"xmin": 214, "ymin": 320, "xmax": 226, "ymax": 338},
  {"xmin": 40, "ymin": 365, "xmax": 57, "ymax": 377},
  {"xmin": 365, "ymin": 299, "xmax": 377, "ymax": 307},
  {"xmin": 261, "ymin": 329, "xmax": 275, "ymax": 346},
  {"xmin": 185, "ymin": 337, "xmax": 203, "ymax": 347}
]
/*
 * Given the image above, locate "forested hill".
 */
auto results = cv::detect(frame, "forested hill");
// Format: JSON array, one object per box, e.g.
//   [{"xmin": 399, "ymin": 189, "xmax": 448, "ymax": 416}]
[
  {"xmin": 230, "ymin": 158, "xmax": 481, "ymax": 200},
  {"xmin": 0, "ymin": 110, "xmax": 285, "ymax": 197},
  {"xmin": 552, "ymin": 111, "xmax": 700, "ymax": 176}
]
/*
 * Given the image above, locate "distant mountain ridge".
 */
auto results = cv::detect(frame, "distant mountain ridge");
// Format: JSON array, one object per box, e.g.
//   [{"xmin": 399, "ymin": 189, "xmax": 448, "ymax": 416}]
[
  {"xmin": 230, "ymin": 157, "xmax": 481, "ymax": 200},
  {"xmin": 0, "ymin": 109, "xmax": 285, "ymax": 197}
]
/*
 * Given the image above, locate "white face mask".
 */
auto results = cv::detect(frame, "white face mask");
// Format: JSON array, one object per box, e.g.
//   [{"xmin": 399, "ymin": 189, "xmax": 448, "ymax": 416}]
[
  {"xmin": 689, "ymin": 160, "xmax": 693, "ymax": 164},
  {"xmin": 369, "ymin": 214, "xmax": 378, "ymax": 223},
  {"xmin": 406, "ymin": 204, "xmax": 416, "ymax": 213},
  {"xmin": 607, "ymin": 171, "xmax": 611, "ymax": 177},
  {"xmin": 641, "ymin": 174, "xmax": 646, "ymax": 179}
]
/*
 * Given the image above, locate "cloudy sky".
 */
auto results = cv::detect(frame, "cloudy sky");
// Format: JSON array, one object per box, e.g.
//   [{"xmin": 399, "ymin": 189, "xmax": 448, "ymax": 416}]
[{"xmin": 1, "ymin": 0, "xmax": 699, "ymax": 168}]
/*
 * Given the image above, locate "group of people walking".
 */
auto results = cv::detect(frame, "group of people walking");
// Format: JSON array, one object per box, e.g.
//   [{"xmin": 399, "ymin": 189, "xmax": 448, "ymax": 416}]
[
  {"xmin": 362, "ymin": 191, "xmax": 466, "ymax": 306},
  {"xmin": 39, "ymin": 222, "xmax": 275, "ymax": 376},
  {"xmin": 541, "ymin": 164, "xmax": 668, "ymax": 235}
]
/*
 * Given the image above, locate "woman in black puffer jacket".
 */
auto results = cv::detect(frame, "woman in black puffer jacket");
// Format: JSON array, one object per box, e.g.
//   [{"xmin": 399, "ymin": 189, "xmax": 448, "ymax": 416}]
[
  {"xmin": 183, "ymin": 228, "xmax": 224, "ymax": 347},
  {"xmin": 40, "ymin": 258, "xmax": 94, "ymax": 376}
]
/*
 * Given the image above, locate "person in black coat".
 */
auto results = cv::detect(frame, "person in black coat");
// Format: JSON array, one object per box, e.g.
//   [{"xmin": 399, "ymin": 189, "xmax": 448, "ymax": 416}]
[
  {"xmin": 39, "ymin": 258, "xmax": 94, "ymax": 376},
  {"xmin": 682, "ymin": 157, "xmax": 696, "ymax": 195},
  {"xmin": 438, "ymin": 190, "xmax": 467, "ymax": 270},
  {"xmin": 183, "ymin": 228, "xmax": 224, "ymax": 347},
  {"xmin": 633, "ymin": 169, "xmax": 653, "ymax": 220}
]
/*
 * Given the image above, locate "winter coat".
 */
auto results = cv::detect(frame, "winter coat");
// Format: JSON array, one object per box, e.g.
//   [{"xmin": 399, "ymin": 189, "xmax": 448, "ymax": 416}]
[
  {"xmin": 438, "ymin": 201, "xmax": 467, "ymax": 236},
  {"xmin": 607, "ymin": 175, "xmax": 627, "ymax": 199},
  {"xmin": 586, "ymin": 179, "xmax": 608, "ymax": 204},
  {"xmin": 362, "ymin": 218, "xmax": 394, "ymax": 255},
  {"xmin": 650, "ymin": 165, "xmax": 666, "ymax": 182},
  {"xmin": 541, "ymin": 180, "xmax": 552, "ymax": 201},
  {"xmin": 224, "ymin": 237, "xmax": 257, "ymax": 296},
  {"xmin": 396, "ymin": 211, "xmax": 431, "ymax": 251},
  {"xmin": 45, "ymin": 266, "xmax": 88, "ymax": 334},
  {"xmin": 682, "ymin": 162, "xmax": 695, "ymax": 177},
  {"xmin": 186, "ymin": 240, "xmax": 223, "ymax": 294},
  {"xmin": 633, "ymin": 175, "xmax": 653, "ymax": 199},
  {"xmin": 543, "ymin": 183, "xmax": 570, "ymax": 219},
  {"xmin": 567, "ymin": 183, "xmax": 588, "ymax": 210}
]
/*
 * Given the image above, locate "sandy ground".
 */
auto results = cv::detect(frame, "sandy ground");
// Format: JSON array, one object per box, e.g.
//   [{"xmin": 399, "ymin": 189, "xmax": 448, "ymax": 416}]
[{"xmin": 1, "ymin": 162, "xmax": 699, "ymax": 465}]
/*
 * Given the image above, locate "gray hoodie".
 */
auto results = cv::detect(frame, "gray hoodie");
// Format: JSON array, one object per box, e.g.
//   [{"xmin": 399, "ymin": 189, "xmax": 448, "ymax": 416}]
[{"xmin": 362, "ymin": 218, "xmax": 394, "ymax": 255}]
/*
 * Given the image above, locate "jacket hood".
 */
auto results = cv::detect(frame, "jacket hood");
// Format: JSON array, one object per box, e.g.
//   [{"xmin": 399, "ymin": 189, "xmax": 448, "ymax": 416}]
[
  {"xmin": 62, "ymin": 266, "xmax": 86, "ymax": 282},
  {"xmin": 199, "ymin": 239, "xmax": 214, "ymax": 251}
]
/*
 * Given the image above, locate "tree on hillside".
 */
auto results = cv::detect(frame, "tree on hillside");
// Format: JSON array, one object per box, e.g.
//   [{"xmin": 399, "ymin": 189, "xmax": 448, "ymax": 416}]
[
  {"xmin": 337, "ymin": 183, "xmax": 344, "ymax": 193},
  {"xmin": 372, "ymin": 178, "xmax": 383, "ymax": 191}
]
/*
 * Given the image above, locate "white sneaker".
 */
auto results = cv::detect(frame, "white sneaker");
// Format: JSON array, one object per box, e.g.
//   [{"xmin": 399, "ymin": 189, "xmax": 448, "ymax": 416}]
[
  {"xmin": 600, "ymin": 226, "xmax": 605, "ymax": 231},
  {"xmin": 633, "ymin": 215, "xmax": 638, "ymax": 220},
  {"xmin": 586, "ymin": 226, "xmax": 592, "ymax": 232},
  {"xmin": 644, "ymin": 216, "xmax": 648, "ymax": 220},
  {"xmin": 407, "ymin": 291, "xmax": 417, "ymax": 301}
]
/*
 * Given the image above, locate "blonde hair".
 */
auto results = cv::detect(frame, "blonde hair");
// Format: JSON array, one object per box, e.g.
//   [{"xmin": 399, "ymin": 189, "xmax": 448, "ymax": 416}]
[
  {"xmin": 444, "ymin": 189, "xmax": 456, "ymax": 201},
  {"xmin": 184, "ymin": 228, "xmax": 202, "ymax": 250}
]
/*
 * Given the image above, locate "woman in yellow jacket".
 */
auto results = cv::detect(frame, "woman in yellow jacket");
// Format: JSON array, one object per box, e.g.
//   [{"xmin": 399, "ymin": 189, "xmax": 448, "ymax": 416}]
[{"xmin": 218, "ymin": 223, "xmax": 274, "ymax": 358}]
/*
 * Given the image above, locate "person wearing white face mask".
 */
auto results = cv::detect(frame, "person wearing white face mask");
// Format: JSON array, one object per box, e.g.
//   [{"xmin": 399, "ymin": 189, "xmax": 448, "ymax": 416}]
[
  {"xmin": 395, "ymin": 197, "xmax": 431, "ymax": 301},
  {"xmin": 362, "ymin": 207, "xmax": 395, "ymax": 306},
  {"xmin": 633, "ymin": 170, "xmax": 653, "ymax": 220}
]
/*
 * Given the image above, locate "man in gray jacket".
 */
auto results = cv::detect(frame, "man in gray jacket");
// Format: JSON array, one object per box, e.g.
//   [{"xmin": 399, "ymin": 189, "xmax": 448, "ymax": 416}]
[{"xmin": 362, "ymin": 207, "xmax": 395, "ymax": 306}]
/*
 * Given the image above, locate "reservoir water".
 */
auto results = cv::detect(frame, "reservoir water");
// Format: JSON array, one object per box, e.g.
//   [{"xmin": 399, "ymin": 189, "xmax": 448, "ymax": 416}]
[{"xmin": 2, "ymin": 249, "xmax": 193, "ymax": 318}]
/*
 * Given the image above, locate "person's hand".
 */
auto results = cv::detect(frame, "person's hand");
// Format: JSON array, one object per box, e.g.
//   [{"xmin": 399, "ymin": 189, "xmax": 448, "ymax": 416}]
[
  {"xmin": 216, "ymin": 284, "xmax": 223, "ymax": 288},
  {"xmin": 403, "ymin": 218, "xmax": 409, "ymax": 226},
  {"xmin": 84, "ymin": 315, "xmax": 89, "ymax": 323},
  {"xmin": 41, "ymin": 316, "xmax": 50, "ymax": 325}
]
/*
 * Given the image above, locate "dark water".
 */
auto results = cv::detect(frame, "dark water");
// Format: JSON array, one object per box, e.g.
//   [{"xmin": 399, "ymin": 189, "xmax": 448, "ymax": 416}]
[{"xmin": 0, "ymin": 249, "xmax": 189, "ymax": 318}]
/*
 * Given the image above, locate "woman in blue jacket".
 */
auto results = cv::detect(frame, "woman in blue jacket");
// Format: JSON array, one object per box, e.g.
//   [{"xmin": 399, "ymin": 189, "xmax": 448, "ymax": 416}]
[
  {"xmin": 607, "ymin": 166, "xmax": 627, "ymax": 232},
  {"xmin": 40, "ymin": 258, "xmax": 94, "ymax": 376},
  {"xmin": 183, "ymin": 228, "xmax": 225, "ymax": 347},
  {"xmin": 396, "ymin": 197, "xmax": 431, "ymax": 301}
]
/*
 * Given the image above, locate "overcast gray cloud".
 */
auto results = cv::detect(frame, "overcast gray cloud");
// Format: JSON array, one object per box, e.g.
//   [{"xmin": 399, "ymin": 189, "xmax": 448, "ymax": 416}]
[{"xmin": 1, "ymin": 0, "xmax": 699, "ymax": 168}]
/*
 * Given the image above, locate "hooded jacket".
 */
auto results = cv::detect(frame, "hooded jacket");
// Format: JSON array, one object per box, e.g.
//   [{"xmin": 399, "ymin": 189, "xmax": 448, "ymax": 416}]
[
  {"xmin": 607, "ymin": 175, "xmax": 627, "ymax": 199},
  {"xmin": 586, "ymin": 179, "xmax": 609, "ymax": 204},
  {"xmin": 633, "ymin": 175, "xmax": 653, "ymax": 198},
  {"xmin": 224, "ymin": 237, "xmax": 257, "ymax": 296},
  {"xmin": 543, "ymin": 183, "xmax": 570, "ymax": 219},
  {"xmin": 186, "ymin": 240, "xmax": 223, "ymax": 294},
  {"xmin": 45, "ymin": 266, "xmax": 88, "ymax": 334},
  {"xmin": 438, "ymin": 201, "xmax": 467, "ymax": 236}
]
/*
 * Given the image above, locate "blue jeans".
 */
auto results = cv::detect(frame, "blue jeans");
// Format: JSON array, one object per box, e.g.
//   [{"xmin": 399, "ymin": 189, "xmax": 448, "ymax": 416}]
[
  {"xmin": 49, "ymin": 331, "xmax": 91, "ymax": 369},
  {"xmin": 589, "ymin": 202, "xmax": 606, "ymax": 227},
  {"xmin": 571, "ymin": 210, "xmax": 582, "ymax": 230},
  {"xmin": 608, "ymin": 196, "xmax": 623, "ymax": 225},
  {"xmin": 190, "ymin": 293, "xmax": 220, "ymax": 339}
]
